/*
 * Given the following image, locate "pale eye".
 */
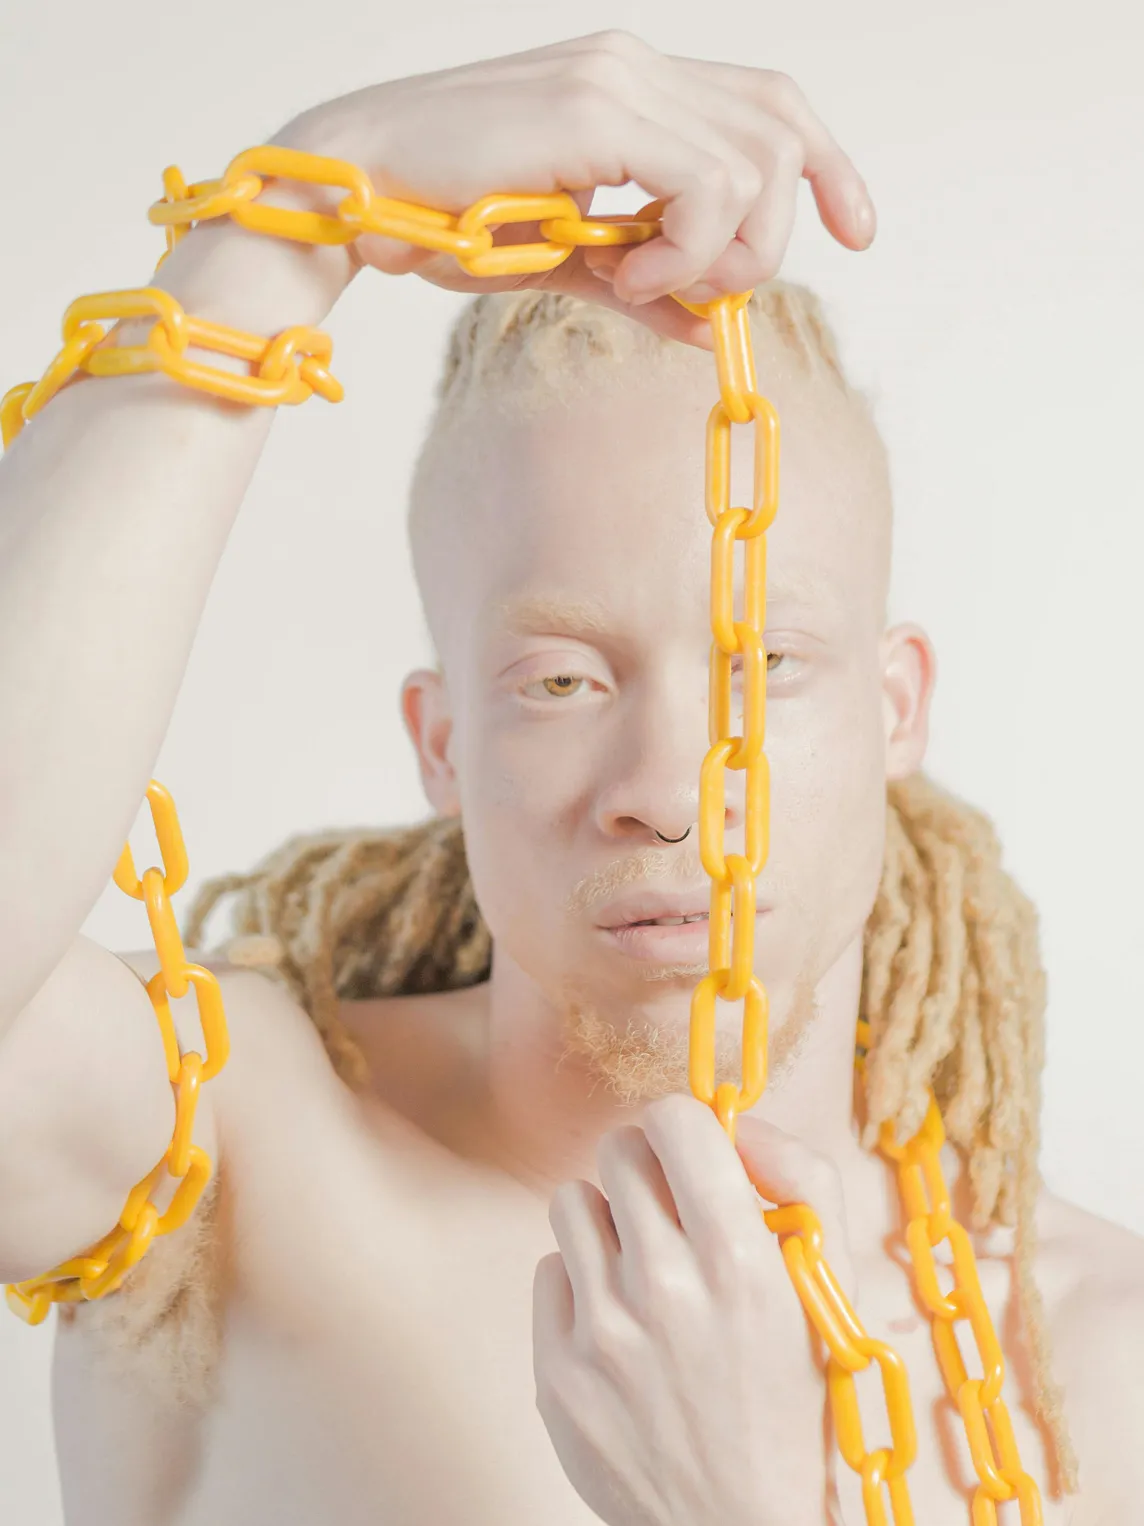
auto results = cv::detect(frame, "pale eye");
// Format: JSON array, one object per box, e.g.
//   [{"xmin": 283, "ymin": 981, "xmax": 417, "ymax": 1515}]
[
  {"xmin": 732, "ymin": 652, "xmax": 787, "ymax": 676},
  {"xmin": 536, "ymin": 675, "xmax": 585, "ymax": 698}
]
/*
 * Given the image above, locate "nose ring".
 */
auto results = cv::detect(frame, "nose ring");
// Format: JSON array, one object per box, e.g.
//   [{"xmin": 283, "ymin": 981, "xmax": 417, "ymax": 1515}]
[{"xmin": 654, "ymin": 827, "xmax": 691, "ymax": 844}]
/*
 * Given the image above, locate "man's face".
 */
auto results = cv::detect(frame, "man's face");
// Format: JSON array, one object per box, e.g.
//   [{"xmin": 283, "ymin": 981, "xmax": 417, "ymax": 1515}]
[{"xmin": 409, "ymin": 362, "xmax": 903, "ymax": 1097}]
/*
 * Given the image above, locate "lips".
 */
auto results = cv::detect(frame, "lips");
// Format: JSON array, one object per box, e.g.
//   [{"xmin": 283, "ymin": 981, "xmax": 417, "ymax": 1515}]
[
  {"xmin": 594, "ymin": 890, "xmax": 768, "ymax": 965},
  {"xmin": 625, "ymin": 911, "xmax": 709, "ymax": 928},
  {"xmin": 599, "ymin": 914, "xmax": 768, "ymax": 965},
  {"xmin": 595, "ymin": 891, "xmax": 714, "ymax": 931}
]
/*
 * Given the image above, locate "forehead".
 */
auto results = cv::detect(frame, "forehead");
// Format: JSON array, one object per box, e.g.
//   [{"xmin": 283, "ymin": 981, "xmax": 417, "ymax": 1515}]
[{"xmin": 435, "ymin": 372, "xmax": 888, "ymax": 643}]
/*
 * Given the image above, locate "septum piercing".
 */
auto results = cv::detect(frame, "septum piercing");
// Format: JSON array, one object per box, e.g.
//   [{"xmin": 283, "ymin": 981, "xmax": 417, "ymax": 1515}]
[{"xmin": 654, "ymin": 827, "xmax": 692, "ymax": 844}]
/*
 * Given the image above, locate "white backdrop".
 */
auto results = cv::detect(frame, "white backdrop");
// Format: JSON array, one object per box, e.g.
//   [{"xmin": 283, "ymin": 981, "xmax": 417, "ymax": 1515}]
[{"xmin": 2, "ymin": 0, "xmax": 1141, "ymax": 1520}]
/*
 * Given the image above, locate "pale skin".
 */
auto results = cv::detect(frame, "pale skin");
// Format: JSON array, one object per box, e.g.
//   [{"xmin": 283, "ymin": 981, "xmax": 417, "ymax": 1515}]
[{"xmin": 1, "ymin": 29, "xmax": 1142, "ymax": 1526}]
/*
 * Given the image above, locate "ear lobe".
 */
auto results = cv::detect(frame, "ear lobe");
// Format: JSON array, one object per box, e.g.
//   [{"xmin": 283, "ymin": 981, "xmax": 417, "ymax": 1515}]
[{"xmin": 401, "ymin": 668, "xmax": 460, "ymax": 816}]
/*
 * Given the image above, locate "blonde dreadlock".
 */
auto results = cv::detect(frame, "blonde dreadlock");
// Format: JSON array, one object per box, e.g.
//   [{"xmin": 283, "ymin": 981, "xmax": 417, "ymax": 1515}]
[
  {"xmin": 183, "ymin": 817, "xmax": 491, "ymax": 1092},
  {"xmin": 175, "ymin": 283, "xmax": 1077, "ymax": 1492}
]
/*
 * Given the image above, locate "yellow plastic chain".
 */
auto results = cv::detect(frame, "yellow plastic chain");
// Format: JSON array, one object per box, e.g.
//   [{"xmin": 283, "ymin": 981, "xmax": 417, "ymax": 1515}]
[
  {"xmin": 1, "ymin": 145, "xmax": 1042, "ymax": 1525},
  {"xmin": 4, "ymin": 783, "xmax": 228, "ymax": 1321}
]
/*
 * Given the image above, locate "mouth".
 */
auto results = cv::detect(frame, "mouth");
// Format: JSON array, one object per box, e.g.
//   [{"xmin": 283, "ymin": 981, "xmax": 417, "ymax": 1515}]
[
  {"xmin": 625, "ymin": 911, "xmax": 710, "ymax": 927},
  {"xmin": 599, "ymin": 908, "xmax": 767, "ymax": 963}
]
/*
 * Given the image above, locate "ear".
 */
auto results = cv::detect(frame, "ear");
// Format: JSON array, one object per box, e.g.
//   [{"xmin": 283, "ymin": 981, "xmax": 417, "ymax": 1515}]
[
  {"xmin": 879, "ymin": 622, "xmax": 937, "ymax": 781},
  {"xmin": 401, "ymin": 667, "xmax": 460, "ymax": 816}
]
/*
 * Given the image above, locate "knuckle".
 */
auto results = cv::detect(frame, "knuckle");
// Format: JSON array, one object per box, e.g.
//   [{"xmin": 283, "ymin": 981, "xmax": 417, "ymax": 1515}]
[
  {"xmin": 564, "ymin": 47, "xmax": 634, "ymax": 97},
  {"xmin": 764, "ymin": 121, "xmax": 805, "ymax": 175},
  {"xmin": 708, "ymin": 1225, "xmax": 761, "ymax": 1287},
  {"xmin": 575, "ymin": 1300, "xmax": 637, "ymax": 1365},
  {"xmin": 729, "ymin": 155, "xmax": 765, "ymax": 205},
  {"xmin": 633, "ymin": 1263, "xmax": 704, "ymax": 1330},
  {"xmin": 557, "ymin": 75, "xmax": 619, "ymax": 130},
  {"xmin": 759, "ymin": 68, "xmax": 807, "ymax": 114},
  {"xmin": 704, "ymin": 154, "xmax": 739, "ymax": 203},
  {"xmin": 585, "ymin": 27, "xmax": 651, "ymax": 60}
]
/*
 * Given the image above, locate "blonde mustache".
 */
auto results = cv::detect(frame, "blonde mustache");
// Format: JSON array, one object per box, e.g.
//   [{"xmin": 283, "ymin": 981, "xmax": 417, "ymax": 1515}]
[{"xmin": 565, "ymin": 843, "xmax": 709, "ymax": 916}]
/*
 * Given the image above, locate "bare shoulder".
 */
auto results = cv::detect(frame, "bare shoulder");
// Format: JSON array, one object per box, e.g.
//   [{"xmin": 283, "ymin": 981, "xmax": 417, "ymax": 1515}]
[
  {"xmin": 1037, "ymin": 1178, "xmax": 1144, "ymax": 1287},
  {"xmin": 117, "ymin": 943, "xmax": 351, "ymax": 1118},
  {"xmin": 1037, "ymin": 1185, "xmax": 1144, "ymax": 1307},
  {"xmin": 103, "ymin": 945, "xmax": 356, "ymax": 1276},
  {"xmin": 1035, "ymin": 1187, "xmax": 1144, "ymax": 1517}
]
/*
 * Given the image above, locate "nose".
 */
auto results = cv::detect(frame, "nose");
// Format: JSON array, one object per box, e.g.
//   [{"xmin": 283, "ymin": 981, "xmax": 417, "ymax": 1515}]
[{"xmin": 593, "ymin": 673, "xmax": 744, "ymax": 847}]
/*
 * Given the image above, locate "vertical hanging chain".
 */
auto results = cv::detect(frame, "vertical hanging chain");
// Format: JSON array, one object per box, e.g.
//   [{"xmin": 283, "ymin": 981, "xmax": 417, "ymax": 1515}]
[{"xmin": 676, "ymin": 290, "xmax": 1043, "ymax": 1524}]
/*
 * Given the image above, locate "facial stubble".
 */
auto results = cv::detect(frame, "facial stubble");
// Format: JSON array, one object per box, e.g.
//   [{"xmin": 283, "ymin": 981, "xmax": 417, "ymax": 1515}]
[{"xmin": 555, "ymin": 959, "xmax": 824, "ymax": 1108}]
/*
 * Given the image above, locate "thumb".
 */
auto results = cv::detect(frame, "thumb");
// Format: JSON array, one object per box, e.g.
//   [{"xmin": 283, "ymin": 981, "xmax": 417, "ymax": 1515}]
[{"xmin": 732, "ymin": 1116, "xmax": 855, "ymax": 1288}]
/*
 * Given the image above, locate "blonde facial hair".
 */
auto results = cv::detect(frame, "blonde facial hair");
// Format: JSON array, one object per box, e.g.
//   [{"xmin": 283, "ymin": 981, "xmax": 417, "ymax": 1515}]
[{"xmin": 554, "ymin": 842, "xmax": 824, "ymax": 1104}]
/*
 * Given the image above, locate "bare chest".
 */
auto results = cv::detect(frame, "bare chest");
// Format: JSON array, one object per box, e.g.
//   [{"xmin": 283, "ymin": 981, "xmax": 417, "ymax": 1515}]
[
  {"xmin": 171, "ymin": 1090, "xmax": 601, "ymax": 1526},
  {"xmin": 166, "ymin": 1085, "xmax": 1072, "ymax": 1526}
]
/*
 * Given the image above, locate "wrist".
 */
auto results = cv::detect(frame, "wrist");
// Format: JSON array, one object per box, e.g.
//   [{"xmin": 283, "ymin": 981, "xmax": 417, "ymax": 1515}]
[
  {"xmin": 151, "ymin": 186, "xmax": 356, "ymax": 337},
  {"xmin": 86, "ymin": 177, "xmax": 359, "ymax": 382}
]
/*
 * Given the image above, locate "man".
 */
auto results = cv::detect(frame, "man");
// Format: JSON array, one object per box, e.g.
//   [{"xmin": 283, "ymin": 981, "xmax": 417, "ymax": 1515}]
[
  {"xmin": 46, "ymin": 279, "xmax": 1136, "ymax": 1525},
  {"xmin": 3, "ymin": 33, "xmax": 1141, "ymax": 1526}
]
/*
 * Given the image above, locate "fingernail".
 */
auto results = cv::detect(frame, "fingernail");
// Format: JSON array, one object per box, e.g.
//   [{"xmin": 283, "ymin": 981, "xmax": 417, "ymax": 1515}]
[{"xmin": 852, "ymin": 192, "xmax": 876, "ymax": 244}]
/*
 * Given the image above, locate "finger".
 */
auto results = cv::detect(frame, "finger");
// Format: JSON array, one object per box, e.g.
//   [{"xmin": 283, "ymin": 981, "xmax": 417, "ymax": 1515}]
[
  {"xmin": 561, "ymin": 35, "xmax": 876, "ymax": 250},
  {"xmin": 536, "ymin": 36, "xmax": 801, "ymax": 301},
  {"xmin": 548, "ymin": 1178, "xmax": 622, "ymax": 1324},
  {"xmin": 583, "ymin": 114, "xmax": 801, "ymax": 303},
  {"xmin": 560, "ymin": 65, "xmax": 780, "ymax": 307},
  {"xmin": 655, "ymin": 109, "xmax": 804, "ymax": 299},
  {"xmin": 553, "ymin": 92, "xmax": 773, "ymax": 308},
  {"xmin": 640, "ymin": 1094, "xmax": 771, "ymax": 1283},
  {"xmin": 665, "ymin": 57, "xmax": 877, "ymax": 250},
  {"xmin": 733, "ymin": 1115, "xmax": 852, "ymax": 1265},
  {"xmin": 712, "ymin": 131, "xmax": 801, "ymax": 295},
  {"xmin": 533, "ymin": 1249, "xmax": 575, "ymax": 1345},
  {"xmin": 595, "ymin": 1124, "xmax": 693, "ymax": 1311}
]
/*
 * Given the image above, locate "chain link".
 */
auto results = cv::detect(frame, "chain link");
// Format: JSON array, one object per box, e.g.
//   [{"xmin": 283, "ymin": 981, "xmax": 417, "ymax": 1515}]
[
  {"xmin": 1, "ymin": 144, "xmax": 1045, "ymax": 1524},
  {"xmin": 4, "ymin": 783, "xmax": 230, "ymax": 1323},
  {"xmin": 880, "ymin": 1092, "xmax": 1045, "ymax": 1520}
]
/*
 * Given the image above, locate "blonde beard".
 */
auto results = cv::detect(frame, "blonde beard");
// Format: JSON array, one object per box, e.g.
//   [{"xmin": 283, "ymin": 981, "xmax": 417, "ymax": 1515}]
[{"xmin": 555, "ymin": 963, "xmax": 823, "ymax": 1107}]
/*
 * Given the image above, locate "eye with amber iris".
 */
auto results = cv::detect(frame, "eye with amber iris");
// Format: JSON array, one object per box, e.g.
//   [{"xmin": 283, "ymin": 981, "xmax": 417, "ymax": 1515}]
[
  {"xmin": 530, "ymin": 652, "xmax": 788, "ymax": 701},
  {"xmin": 740, "ymin": 651, "xmax": 787, "ymax": 673},
  {"xmin": 542, "ymin": 676, "xmax": 584, "ymax": 697}
]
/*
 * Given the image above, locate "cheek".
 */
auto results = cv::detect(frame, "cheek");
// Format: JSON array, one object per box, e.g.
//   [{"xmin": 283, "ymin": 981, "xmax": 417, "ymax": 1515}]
[
  {"xmin": 462, "ymin": 711, "xmax": 591, "ymax": 825},
  {"xmin": 767, "ymin": 664, "xmax": 888, "ymax": 928},
  {"xmin": 451, "ymin": 710, "xmax": 591, "ymax": 936}
]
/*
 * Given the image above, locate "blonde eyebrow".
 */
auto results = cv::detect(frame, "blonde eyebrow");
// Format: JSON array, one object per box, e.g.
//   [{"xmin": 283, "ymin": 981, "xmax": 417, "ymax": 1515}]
[
  {"xmin": 496, "ymin": 577, "xmax": 845, "ymax": 641},
  {"xmin": 764, "ymin": 573, "xmax": 844, "ymax": 613},
  {"xmin": 497, "ymin": 595, "xmax": 612, "ymax": 639}
]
